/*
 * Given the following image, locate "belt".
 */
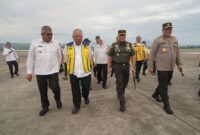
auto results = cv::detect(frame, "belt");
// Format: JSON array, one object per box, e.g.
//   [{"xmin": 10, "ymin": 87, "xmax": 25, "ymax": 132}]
[{"xmin": 115, "ymin": 62, "xmax": 129, "ymax": 66}]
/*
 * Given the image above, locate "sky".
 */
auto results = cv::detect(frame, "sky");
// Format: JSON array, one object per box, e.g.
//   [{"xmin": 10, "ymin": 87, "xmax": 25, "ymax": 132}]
[{"xmin": 0, "ymin": 0, "xmax": 200, "ymax": 45}]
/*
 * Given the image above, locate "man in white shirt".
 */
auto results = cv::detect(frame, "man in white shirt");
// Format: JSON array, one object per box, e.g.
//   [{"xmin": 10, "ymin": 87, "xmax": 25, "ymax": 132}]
[
  {"xmin": 63, "ymin": 29, "xmax": 92, "ymax": 114},
  {"xmin": 26, "ymin": 26, "xmax": 62, "ymax": 116},
  {"xmin": 93, "ymin": 38, "xmax": 108, "ymax": 89},
  {"xmin": 3, "ymin": 42, "xmax": 20, "ymax": 78},
  {"xmin": 92, "ymin": 36, "xmax": 100, "ymax": 77}
]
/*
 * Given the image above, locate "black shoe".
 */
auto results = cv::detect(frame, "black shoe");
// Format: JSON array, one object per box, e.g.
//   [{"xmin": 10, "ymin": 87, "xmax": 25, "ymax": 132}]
[
  {"xmin": 198, "ymin": 90, "xmax": 200, "ymax": 97},
  {"xmin": 142, "ymin": 72, "xmax": 146, "ymax": 76},
  {"xmin": 168, "ymin": 82, "xmax": 172, "ymax": 86},
  {"xmin": 97, "ymin": 81, "xmax": 101, "ymax": 84},
  {"xmin": 136, "ymin": 78, "xmax": 140, "ymax": 82},
  {"xmin": 72, "ymin": 107, "xmax": 80, "ymax": 114},
  {"xmin": 14, "ymin": 73, "xmax": 20, "ymax": 76},
  {"xmin": 119, "ymin": 105, "xmax": 125, "ymax": 112},
  {"xmin": 56, "ymin": 100, "xmax": 62, "ymax": 109},
  {"xmin": 152, "ymin": 94, "xmax": 162, "ymax": 102},
  {"xmin": 39, "ymin": 108, "xmax": 49, "ymax": 116},
  {"xmin": 84, "ymin": 98, "xmax": 90, "ymax": 104},
  {"xmin": 163, "ymin": 106, "xmax": 174, "ymax": 115},
  {"xmin": 102, "ymin": 85, "xmax": 107, "ymax": 89}
]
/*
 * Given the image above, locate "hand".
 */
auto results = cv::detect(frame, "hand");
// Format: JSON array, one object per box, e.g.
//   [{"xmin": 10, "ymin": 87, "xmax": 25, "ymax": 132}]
[
  {"xmin": 94, "ymin": 63, "xmax": 97, "ymax": 67},
  {"xmin": 107, "ymin": 67, "xmax": 112, "ymax": 74},
  {"xmin": 148, "ymin": 68, "xmax": 153, "ymax": 74},
  {"xmin": 178, "ymin": 65, "xmax": 183, "ymax": 72},
  {"xmin": 26, "ymin": 74, "xmax": 32, "ymax": 82},
  {"xmin": 132, "ymin": 68, "xmax": 136, "ymax": 76},
  {"xmin": 17, "ymin": 58, "xmax": 20, "ymax": 63}
]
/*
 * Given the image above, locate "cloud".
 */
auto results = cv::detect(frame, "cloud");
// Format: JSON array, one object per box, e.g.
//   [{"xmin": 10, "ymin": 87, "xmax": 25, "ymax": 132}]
[{"xmin": 0, "ymin": 0, "xmax": 200, "ymax": 45}]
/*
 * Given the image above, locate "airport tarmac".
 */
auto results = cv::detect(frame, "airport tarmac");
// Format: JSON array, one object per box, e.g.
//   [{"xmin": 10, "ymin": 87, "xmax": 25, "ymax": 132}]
[{"xmin": 0, "ymin": 49, "xmax": 200, "ymax": 135}]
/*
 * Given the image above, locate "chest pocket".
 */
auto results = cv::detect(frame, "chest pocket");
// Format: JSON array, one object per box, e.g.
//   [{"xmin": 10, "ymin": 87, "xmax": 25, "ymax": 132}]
[
  {"xmin": 125, "ymin": 44, "xmax": 131, "ymax": 53},
  {"xmin": 36, "ymin": 45, "xmax": 46, "ymax": 53},
  {"xmin": 114, "ymin": 44, "xmax": 121, "ymax": 53},
  {"xmin": 49, "ymin": 46, "xmax": 57, "ymax": 53},
  {"xmin": 173, "ymin": 42, "xmax": 178, "ymax": 52},
  {"xmin": 159, "ymin": 42, "xmax": 169, "ymax": 53}
]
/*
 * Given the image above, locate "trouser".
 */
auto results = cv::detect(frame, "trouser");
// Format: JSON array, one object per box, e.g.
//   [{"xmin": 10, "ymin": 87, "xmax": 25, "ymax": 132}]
[
  {"xmin": 142, "ymin": 61, "xmax": 148, "ymax": 74},
  {"xmin": 7, "ymin": 60, "xmax": 18, "ymax": 77},
  {"xmin": 59, "ymin": 64, "xmax": 63, "ymax": 72},
  {"xmin": 36, "ymin": 73, "xmax": 61, "ymax": 109},
  {"xmin": 97, "ymin": 64, "xmax": 108, "ymax": 86},
  {"xmin": 110, "ymin": 60, "xmax": 115, "ymax": 77},
  {"xmin": 136, "ymin": 60, "xmax": 143, "ymax": 79},
  {"xmin": 110, "ymin": 68, "xmax": 115, "ymax": 77},
  {"xmin": 114, "ymin": 64, "xmax": 130, "ymax": 106},
  {"xmin": 69, "ymin": 74, "xmax": 91, "ymax": 109},
  {"xmin": 154, "ymin": 71, "xmax": 173, "ymax": 101},
  {"xmin": 93, "ymin": 66, "xmax": 97, "ymax": 76},
  {"xmin": 153, "ymin": 60, "xmax": 156, "ymax": 73},
  {"xmin": 63, "ymin": 62, "xmax": 68, "ymax": 77}
]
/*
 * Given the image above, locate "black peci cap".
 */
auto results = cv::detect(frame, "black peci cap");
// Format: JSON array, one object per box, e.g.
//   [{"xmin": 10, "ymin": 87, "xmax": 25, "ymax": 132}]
[
  {"xmin": 95, "ymin": 36, "xmax": 100, "ymax": 39},
  {"xmin": 118, "ymin": 30, "xmax": 126, "ymax": 35},
  {"xmin": 162, "ymin": 22, "xmax": 173, "ymax": 29}
]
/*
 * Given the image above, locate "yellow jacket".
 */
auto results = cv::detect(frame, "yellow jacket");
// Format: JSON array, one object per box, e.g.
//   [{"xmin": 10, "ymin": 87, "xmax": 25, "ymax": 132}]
[
  {"xmin": 67, "ymin": 41, "xmax": 91, "ymax": 75},
  {"xmin": 133, "ymin": 43, "xmax": 146, "ymax": 61}
]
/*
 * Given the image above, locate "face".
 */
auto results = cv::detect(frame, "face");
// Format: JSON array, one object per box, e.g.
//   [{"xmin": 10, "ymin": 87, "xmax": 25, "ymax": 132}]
[
  {"xmin": 42, "ymin": 31, "xmax": 53, "ymax": 42},
  {"xmin": 6, "ymin": 43, "xmax": 11, "ymax": 48},
  {"xmin": 163, "ymin": 27, "xmax": 172, "ymax": 37},
  {"xmin": 96, "ymin": 38, "xmax": 100, "ymax": 44},
  {"xmin": 99, "ymin": 39, "xmax": 103, "ymax": 45},
  {"xmin": 73, "ymin": 30, "xmax": 83, "ymax": 45},
  {"xmin": 118, "ymin": 34, "xmax": 126, "ymax": 42},
  {"xmin": 116, "ymin": 36, "xmax": 119, "ymax": 42},
  {"xmin": 136, "ymin": 36, "xmax": 141, "ymax": 43}
]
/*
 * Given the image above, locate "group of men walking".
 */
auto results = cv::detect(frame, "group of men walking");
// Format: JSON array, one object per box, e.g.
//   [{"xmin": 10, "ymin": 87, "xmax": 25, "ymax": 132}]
[{"xmin": 3, "ymin": 22, "xmax": 184, "ymax": 116}]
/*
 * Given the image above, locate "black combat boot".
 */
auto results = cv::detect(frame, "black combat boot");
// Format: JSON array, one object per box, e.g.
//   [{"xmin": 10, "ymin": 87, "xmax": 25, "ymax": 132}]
[
  {"xmin": 163, "ymin": 100, "xmax": 173, "ymax": 115},
  {"xmin": 198, "ymin": 90, "xmax": 200, "ymax": 97},
  {"xmin": 152, "ymin": 93, "xmax": 162, "ymax": 102},
  {"xmin": 119, "ymin": 101, "xmax": 126, "ymax": 112}
]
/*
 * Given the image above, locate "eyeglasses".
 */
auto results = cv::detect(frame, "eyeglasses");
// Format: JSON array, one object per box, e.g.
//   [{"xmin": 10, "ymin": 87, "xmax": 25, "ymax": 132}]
[
  {"xmin": 43, "ymin": 33, "xmax": 53, "ymax": 36},
  {"xmin": 47, "ymin": 33, "xmax": 53, "ymax": 36},
  {"xmin": 119, "ymin": 34, "xmax": 125, "ymax": 36}
]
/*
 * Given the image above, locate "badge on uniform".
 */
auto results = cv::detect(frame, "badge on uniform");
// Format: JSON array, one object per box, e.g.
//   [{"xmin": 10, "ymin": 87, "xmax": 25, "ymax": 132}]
[
  {"xmin": 126, "ymin": 44, "xmax": 130, "ymax": 51},
  {"xmin": 162, "ymin": 48, "xmax": 168, "ymax": 53},
  {"xmin": 115, "ymin": 44, "xmax": 119, "ymax": 50}
]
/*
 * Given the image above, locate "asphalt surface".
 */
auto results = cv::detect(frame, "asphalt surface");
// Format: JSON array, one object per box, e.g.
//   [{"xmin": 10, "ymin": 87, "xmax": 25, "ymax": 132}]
[{"xmin": 0, "ymin": 49, "xmax": 200, "ymax": 135}]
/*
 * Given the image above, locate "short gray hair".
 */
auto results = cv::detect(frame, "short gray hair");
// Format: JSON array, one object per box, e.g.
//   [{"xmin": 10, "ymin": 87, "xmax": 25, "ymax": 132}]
[
  {"xmin": 41, "ymin": 25, "xmax": 52, "ymax": 33},
  {"xmin": 72, "ymin": 28, "xmax": 83, "ymax": 35},
  {"xmin": 136, "ymin": 35, "xmax": 141, "ymax": 38}
]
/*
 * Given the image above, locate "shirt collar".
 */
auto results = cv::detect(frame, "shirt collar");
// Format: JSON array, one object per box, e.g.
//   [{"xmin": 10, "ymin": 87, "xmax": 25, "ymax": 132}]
[
  {"xmin": 40, "ymin": 38, "xmax": 53, "ymax": 43},
  {"xmin": 74, "ymin": 41, "xmax": 82, "ymax": 46}
]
